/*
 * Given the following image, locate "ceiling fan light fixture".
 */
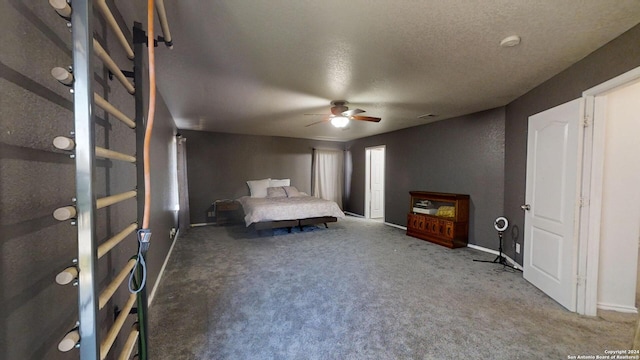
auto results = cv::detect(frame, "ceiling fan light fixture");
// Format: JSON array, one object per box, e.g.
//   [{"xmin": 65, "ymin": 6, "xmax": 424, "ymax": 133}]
[{"xmin": 331, "ymin": 116, "xmax": 349, "ymax": 128}]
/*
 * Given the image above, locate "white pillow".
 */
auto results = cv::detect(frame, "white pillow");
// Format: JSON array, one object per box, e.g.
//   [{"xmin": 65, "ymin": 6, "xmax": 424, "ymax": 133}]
[
  {"xmin": 270, "ymin": 178, "xmax": 290, "ymax": 187},
  {"xmin": 247, "ymin": 178, "xmax": 271, "ymax": 198}
]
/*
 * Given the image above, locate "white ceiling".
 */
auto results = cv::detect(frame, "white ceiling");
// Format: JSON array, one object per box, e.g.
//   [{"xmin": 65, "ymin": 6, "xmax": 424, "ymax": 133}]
[{"xmin": 119, "ymin": 1, "xmax": 640, "ymax": 142}]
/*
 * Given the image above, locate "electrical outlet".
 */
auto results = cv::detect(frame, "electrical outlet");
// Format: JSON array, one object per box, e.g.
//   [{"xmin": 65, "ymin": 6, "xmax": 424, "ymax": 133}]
[
  {"xmin": 169, "ymin": 227, "xmax": 176, "ymax": 239},
  {"xmin": 515, "ymin": 243, "xmax": 521, "ymax": 254}
]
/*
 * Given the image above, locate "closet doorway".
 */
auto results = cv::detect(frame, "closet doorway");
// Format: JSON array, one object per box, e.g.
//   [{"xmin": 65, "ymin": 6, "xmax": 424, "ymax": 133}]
[{"xmin": 365, "ymin": 146, "xmax": 385, "ymax": 220}]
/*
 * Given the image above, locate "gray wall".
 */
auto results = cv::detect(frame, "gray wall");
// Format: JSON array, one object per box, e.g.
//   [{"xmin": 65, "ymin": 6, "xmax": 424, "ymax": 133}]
[
  {"xmin": 181, "ymin": 23, "xmax": 640, "ymax": 263},
  {"xmin": 181, "ymin": 130, "xmax": 344, "ymax": 224},
  {"xmin": 1, "ymin": 1, "xmax": 177, "ymax": 358},
  {"xmin": 345, "ymin": 108, "xmax": 505, "ymax": 250},
  {"xmin": 503, "ymin": 23, "xmax": 640, "ymax": 264}
]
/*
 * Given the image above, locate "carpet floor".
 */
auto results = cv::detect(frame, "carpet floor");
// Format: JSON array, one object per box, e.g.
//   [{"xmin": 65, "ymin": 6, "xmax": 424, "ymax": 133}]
[{"xmin": 148, "ymin": 216, "xmax": 635, "ymax": 359}]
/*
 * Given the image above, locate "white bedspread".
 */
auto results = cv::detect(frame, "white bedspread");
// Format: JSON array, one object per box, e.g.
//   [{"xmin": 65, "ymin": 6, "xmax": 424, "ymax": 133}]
[{"xmin": 237, "ymin": 195, "xmax": 345, "ymax": 227}]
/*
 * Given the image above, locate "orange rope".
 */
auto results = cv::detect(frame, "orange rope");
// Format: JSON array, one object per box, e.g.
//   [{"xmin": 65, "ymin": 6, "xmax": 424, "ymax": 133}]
[{"xmin": 143, "ymin": 0, "xmax": 155, "ymax": 229}]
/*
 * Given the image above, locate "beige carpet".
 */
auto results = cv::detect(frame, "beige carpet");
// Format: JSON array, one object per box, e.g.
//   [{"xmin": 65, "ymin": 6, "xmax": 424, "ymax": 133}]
[{"xmin": 148, "ymin": 216, "xmax": 635, "ymax": 359}]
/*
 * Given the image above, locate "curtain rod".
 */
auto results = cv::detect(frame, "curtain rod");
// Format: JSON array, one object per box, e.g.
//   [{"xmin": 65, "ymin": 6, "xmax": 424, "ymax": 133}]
[{"xmin": 312, "ymin": 147, "xmax": 346, "ymax": 151}]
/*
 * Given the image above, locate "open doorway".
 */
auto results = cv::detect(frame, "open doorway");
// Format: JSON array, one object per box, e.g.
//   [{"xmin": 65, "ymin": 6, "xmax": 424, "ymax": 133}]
[
  {"xmin": 581, "ymin": 72, "xmax": 640, "ymax": 316},
  {"xmin": 521, "ymin": 67, "xmax": 640, "ymax": 318},
  {"xmin": 365, "ymin": 146, "xmax": 385, "ymax": 221}
]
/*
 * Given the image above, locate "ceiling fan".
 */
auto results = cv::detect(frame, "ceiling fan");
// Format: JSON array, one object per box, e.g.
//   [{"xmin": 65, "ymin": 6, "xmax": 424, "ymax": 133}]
[{"xmin": 305, "ymin": 100, "xmax": 381, "ymax": 128}]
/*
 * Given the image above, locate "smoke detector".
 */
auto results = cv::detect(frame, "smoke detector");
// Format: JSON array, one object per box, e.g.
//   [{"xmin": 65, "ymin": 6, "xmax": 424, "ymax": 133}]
[{"xmin": 500, "ymin": 35, "xmax": 521, "ymax": 48}]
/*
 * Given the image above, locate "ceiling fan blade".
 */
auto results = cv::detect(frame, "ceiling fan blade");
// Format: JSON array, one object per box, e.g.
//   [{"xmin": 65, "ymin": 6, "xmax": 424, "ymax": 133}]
[
  {"xmin": 351, "ymin": 115, "xmax": 381, "ymax": 122},
  {"xmin": 305, "ymin": 119, "xmax": 329, "ymax": 127},
  {"xmin": 304, "ymin": 113, "xmax": 330, "ymax": 116},
  {"xmin": 342, "ymin": 108, "xmax": 365, "ymax": 116}
]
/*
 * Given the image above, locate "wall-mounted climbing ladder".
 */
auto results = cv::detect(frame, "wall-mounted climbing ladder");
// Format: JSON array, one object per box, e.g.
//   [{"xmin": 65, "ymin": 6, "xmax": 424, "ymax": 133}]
[{"xmin": 47, "ymin": 0, "xmax": 171, "ymax": 358}]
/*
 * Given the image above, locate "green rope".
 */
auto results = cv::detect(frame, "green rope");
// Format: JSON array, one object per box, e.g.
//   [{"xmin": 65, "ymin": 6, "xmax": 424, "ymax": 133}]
[{"xmin": 133, "ymin": 259, "xmax": 148, "ymax": 360}]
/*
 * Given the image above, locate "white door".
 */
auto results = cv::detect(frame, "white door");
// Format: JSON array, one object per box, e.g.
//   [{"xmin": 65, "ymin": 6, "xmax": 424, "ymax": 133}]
[
  {"xmin": 523, "ymin": 98, "xmax": 584, "ymax": 312},
  {"xmin": 370, "ymin": 147, "xmax": 385, "ymax": 219}
]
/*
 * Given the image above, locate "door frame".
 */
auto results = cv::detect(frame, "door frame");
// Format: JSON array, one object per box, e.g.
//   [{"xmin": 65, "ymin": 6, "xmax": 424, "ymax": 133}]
[
  {"xmin": 365, "ymin": 145, "xmax": 385, "ymax": 219},
  {"xmin": 578, "ymin": 66, "xmax": 640, "ymax": 315}
]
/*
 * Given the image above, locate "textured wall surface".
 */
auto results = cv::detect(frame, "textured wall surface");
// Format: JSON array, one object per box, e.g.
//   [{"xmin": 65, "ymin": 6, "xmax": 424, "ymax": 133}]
[
  {"xmin": 181, "ymin": 130, "xmax": 344, "ymax": 224},
  {"xmin": 0, "ymin": 1, "xmax": 177, "ymax": 358},
  {"xmin": 345, "ymin": 108, "xmax": 506, "ymax": 250},
  {"xmin": 503, "ymin": 23, "xmax": 640, "ymax": 264}
]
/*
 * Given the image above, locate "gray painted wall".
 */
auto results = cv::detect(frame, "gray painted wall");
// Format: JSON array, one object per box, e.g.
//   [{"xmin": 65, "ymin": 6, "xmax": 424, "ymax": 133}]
[
  {"xmin": 503, "ymin": 23, "xmax": 640, "ymax": 264},
  {"xmin": 2, "ymin": 2, "xmax": 635, "ymax": 358},
  {"xmin": 181, "ymin": 24, "xmax": 640, "ymax": 265},
  {"xmin": 1, "ymin": 1, "xmax": 177, "ymax": 358},
  {"xmin": 181, "ymin": 130, "xmax": 344, "ymax": 224},
  {"xmin": 345, "ymin": 108, "xmax": 506, "ymax": 250}
]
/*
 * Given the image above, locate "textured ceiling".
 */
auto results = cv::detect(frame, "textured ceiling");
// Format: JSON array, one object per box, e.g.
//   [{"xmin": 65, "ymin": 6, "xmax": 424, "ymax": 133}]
[{"xmin": 118, "ymin": 1, "xmax": 640, "ymax": 142}]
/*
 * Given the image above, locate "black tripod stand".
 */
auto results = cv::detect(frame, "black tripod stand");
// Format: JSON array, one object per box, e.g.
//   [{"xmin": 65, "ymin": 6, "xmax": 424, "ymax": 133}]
[
  {"xmin": 474, "ymin": 231, "xmax": 510, "ymax": 266},
  {"xmin": 474, "ymin": 227, "xmax": 522, "ymax": 272}
]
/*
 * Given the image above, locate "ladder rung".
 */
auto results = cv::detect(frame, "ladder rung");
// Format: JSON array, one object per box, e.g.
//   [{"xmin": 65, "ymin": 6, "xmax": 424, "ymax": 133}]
[
  {"xmin": 95, "ymin": 146, "xmax": 136, "ymax": 163},
  {"xmin": 94, "ymin": 0, "xmax": 134, "ymax": 59},
  {"xmin": 94, "ymin": 93, "xmax": 136, "ymax": 129},
  {"xmin": 96, "ymin": 190, "xmax": 137, "ymax": 210},
  {"xmin": 117, "ymin": 325, "xmax": 140, "ymax": 360},
  {"xmin": 98, "ymin": 259, "xmax": 136, "ymax": 310},
  {"xmin": 98, "ymin": 223, "xmax": 138, "ymax": 259},
  {"xmin": 93, "ymin": 39, "xmax": 135, "ymax": 94},
  {"xmin": 100, "ymin": 293, "xmax": 137, "ymax": 360},
  {"xmin": 55, "ymin": 266, "xmax": 78, "ymax": 285},
  {"xmin": 57, "ymin": 329, "xmax": 80, "ymax": 352}
]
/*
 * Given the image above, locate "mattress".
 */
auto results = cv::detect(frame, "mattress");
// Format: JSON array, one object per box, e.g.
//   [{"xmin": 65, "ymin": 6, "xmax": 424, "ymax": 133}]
[{"xmin": 237, "ymin": 195, "xmax": 345, "ymax": 227}]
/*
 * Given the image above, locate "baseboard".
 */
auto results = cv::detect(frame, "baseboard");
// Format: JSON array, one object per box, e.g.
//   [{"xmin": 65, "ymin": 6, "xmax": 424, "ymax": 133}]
[
  {"xmin": 345, "ymin": 213, "xmax": 406, "ymax": 230},
  {"xmin": 467, "ymin": 243, "xmax": 523, "ymax": 271},
  {"xmin": 384, "ymin": 222, "xmax": 407, "ymax": 230},
  {"xmin": 190, "ymin": 222, "xmax": 215, "ymax": 227},
  {"xmin": 344, "ymin": 211, "xmax": 364, "ymax": 218},
  {"xmin": 597, "ymin": 302, "xmax": 639, "ymax": 314},
  {"xmin": 148, "ymin": 227, "xmax": 180, "ymax": 305},
  {"xmin": 382, "ymin": 223, "xmax": 520, "ymax": 270}
]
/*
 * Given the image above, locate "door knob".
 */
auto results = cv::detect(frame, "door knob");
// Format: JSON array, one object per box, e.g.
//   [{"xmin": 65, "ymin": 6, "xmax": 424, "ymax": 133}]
[{"xmin": 521, "ymin": 204, "xmax": 531, "ymax": 211}]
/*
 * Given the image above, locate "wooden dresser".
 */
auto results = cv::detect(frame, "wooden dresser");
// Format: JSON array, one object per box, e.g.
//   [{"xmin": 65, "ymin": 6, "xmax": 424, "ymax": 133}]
[{"xmin": 406, "ymin": 191, "xmax": 470, "ymax": 248}]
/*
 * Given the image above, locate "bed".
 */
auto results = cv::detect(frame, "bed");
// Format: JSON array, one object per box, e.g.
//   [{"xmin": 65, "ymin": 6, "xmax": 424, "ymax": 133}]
[{"xmin": 237, "ymin": 178, "xmax": 345, "ymax": 232}]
